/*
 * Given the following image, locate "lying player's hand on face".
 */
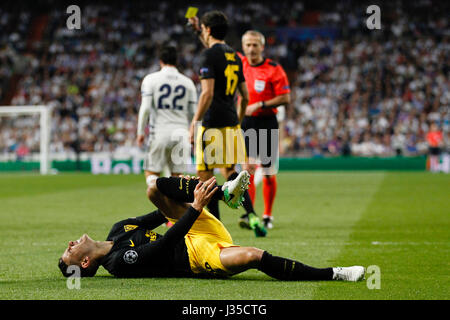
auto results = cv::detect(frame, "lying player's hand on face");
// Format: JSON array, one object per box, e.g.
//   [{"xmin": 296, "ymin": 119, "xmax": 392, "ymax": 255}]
[{"xmin": 192, "ymin": 176, "xmax": 218, "ymax": 212}]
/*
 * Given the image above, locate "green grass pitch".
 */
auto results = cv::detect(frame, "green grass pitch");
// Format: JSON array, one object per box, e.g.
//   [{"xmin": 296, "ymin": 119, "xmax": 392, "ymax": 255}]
[{"xmin": 0, "ymin": 171, "xmax": 448, "ymax": 300}]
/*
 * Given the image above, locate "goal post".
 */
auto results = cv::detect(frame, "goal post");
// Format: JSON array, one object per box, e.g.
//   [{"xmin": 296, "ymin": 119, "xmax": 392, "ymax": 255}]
[{"xmin": 0, "ymin": 105, "xmax": 52, "ymax": 174}]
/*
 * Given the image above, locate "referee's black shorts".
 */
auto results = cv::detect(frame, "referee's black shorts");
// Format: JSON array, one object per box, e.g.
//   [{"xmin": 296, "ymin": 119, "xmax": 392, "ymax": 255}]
[
  {"xmin": 429, "ymin": 147, "xmax": 441, "ymax": 155},
  {"xmin": 241, "ymin": 115, "xmax": 279, "ymax": 168}
]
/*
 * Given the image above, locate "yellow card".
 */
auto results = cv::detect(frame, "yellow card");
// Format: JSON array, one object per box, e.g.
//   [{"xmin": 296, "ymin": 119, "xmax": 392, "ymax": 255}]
[{"xmin": 185, "ymin": 6, "xmax": 198, "ymax": 19}]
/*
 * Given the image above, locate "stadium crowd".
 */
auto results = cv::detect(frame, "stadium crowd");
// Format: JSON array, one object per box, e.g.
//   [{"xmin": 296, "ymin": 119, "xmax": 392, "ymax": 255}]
[{"xmin": 0, "ymin": 0, "xmax": 448, "ymax": 159}]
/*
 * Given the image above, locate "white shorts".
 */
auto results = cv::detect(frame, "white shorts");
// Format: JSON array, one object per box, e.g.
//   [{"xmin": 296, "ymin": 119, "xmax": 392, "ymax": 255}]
[{"xmin": 143, "ymin": 133, "xmax": 190, "ymax": 174}]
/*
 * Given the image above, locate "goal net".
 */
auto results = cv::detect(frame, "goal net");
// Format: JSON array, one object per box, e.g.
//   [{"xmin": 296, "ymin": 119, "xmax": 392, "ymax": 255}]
[{"xmin": 0, "ymin": 106, "xmax": 51, "ymax": 174}]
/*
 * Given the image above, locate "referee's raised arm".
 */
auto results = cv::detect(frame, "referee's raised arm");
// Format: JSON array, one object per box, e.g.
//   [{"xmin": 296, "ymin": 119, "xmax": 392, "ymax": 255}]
[{"xmin": 188, "ymin": 16, "xmax": 208, "ymax": 48}]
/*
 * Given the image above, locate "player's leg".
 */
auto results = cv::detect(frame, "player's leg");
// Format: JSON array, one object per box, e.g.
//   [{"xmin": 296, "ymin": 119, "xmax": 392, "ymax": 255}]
[
  {"xmin": 262, "ymin": 173, "xmax": 277, "ymax": 229},
  {"xmin": 238, "ymin": 120, "xmax": 267, "ymax": 236},
  {"xmin": 428, "ymin": 147, "xmax": 441, "ymax": 172},
  {"xmin": 162, "ymin": 172, "xmax": 183, "ymax": 227},
  {"xmin": 155, "ymin": 174, "xmax": 220, "ymax": 204},
  {"xmin": 146, "ymin": 179, "xmax": 189, "ymax": 220},
  {"xmin": 143, "ymin": 138, "xmax": 165, "ymax": 186},
  {"xmin": 220, "ymin": 166, "xmax": 266, "ymax": 237},
  {"xmin": 219, "ymin": 246, "xmax": 264, "ymax": 274},
  {"xmin": 197, "ymin": 170, "xmax": 214, "ymax": 181},
  {"xmin": 155, "ymin": 173, "xmax": 249, "ymax": 210},
  {"xmin": 240, "ymin": 116, "xmax": 257, "ymax": 206},
  {"xmin": 167, "ymin": 135, "xmax": 188, "ymax": 222},
  {"xmin": 243, "ymin": 160, "xmax": 257, "ymax": 204},
  {"xmin": 195, "ymin": 125, "xmax": 222, "ymax": 219},
  {"xmin": 260, "ymin": 116, "xmax": 279, "ymax": 229},
  {"xmin": 146, "ymin": 171, "xmax": 172, "ymax": 226},
  {"xmin": 167, "ymin": 136, "xmax": 190, "ymax": 179},
  {"xmin": 238, "ymin": 161, "xmax": 258, "ymax": 230},
  {"xmin": 241, "ymin": 116, "xmax": 258, "ymax": 204},
  {"xmin": 219, "ymin": 247, "xmax": 365, "ymax": 281},
  {"xmin": 144, "ymin": 171, "xmax": 160, "ymax": 186}
]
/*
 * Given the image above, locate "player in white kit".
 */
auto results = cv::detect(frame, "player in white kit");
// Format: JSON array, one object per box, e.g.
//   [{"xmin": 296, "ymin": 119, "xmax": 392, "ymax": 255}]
[{"xmin": 137, "ymin": 46, "xmax": 198, "ymax": 187}]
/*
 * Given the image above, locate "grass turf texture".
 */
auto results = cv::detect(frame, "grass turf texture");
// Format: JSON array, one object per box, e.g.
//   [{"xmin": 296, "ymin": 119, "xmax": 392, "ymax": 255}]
[{"xmin": 0, "ymin": 171, "xmax": 448, "ymax": 300}]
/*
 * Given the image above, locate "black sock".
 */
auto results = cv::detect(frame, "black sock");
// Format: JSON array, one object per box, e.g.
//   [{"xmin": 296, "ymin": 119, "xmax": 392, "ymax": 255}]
[
  {"xmin": 207, "ymin": 197, "xmax": 220, "ymax": 220},
  {"xmin": 258, "ymin": 251, "xmax": 333, "ymax": 281},
  {"xmin": 156, "ymin": 177, "xmax": 224, "ymax": 203},
  {"xmin": 227, "ymin": 172, "xmax": 239, "ymax": 181},
  {"xmin": 242, "ymin": 190, "xmax": 255, "ymax": 216}
]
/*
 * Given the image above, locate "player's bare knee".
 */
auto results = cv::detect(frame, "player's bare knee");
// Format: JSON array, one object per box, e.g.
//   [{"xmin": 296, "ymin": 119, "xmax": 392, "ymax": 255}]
[
  {"xmin": 245, "ymin": 247, "xmax": 264, "ymax": 265},
  {"xmin": 146, "ymin": 179, "xmax": 158, "ymax": 199}
]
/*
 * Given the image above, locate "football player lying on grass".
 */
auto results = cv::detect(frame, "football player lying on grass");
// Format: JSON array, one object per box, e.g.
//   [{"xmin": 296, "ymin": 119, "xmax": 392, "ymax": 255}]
[{"xmin": 58, "ymin": 172, "xmax": 365, "ymax": 281}]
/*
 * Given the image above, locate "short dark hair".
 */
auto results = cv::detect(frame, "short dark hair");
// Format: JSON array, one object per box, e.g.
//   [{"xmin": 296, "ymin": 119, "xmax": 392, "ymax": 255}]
[
  {"xmin": 200, "ymin": 11, "xmax": 228, "ymax": 40},
  {"xmin": 158, "ymin": 45, "xmax": 178, "ymax": 66},
  {"xmin": 58, "ymin": 257, "xmax": 99, "ymax": 278}
]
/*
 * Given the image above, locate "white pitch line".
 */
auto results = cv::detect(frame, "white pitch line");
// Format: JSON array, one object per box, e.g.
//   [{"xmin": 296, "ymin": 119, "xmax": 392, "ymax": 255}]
[
  {"xmin": 274, "ymin": 241, "xmax": 449, "ymax": 246},
  {"xmin": 371, "ymin": 241, "xmax": 449, "ymax": 246}
]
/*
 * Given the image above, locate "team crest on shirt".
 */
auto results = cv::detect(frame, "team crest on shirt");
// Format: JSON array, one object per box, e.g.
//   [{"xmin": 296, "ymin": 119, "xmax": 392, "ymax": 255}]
[
  {"xmin": 123, "ymin": 250, "xmax": 138, "ymax": 264},
  {"xmin": 254, "ymin": 80, "xmax": 266, "ymax": 93},
  {"xmin": 200, "ymin": 67, "xmax": 209, "ymax": 77},
  {"xmin": 124, "ymin": 225, "xmax": 138, "ymax": 232}
]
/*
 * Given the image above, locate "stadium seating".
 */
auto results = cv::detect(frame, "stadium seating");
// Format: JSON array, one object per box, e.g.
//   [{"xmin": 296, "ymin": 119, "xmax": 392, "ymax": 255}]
[{"xmin": 0, "ymin": 0, "xmax": 448, "ymax": 158}]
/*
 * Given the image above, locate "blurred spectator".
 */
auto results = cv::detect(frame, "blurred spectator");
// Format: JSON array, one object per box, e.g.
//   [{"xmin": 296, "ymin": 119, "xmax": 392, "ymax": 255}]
[
  {"xmin": 0, "ymin": 0, "xmax": 448, "ymax": 159},
  {"xmin": 426, "ymin": 122, "xmax": 444, "ymax": 172}
]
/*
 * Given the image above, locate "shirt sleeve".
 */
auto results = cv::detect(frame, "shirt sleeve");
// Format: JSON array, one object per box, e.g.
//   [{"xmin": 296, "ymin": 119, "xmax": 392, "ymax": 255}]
[
  {"xmin": 137, "ymin": 95, "xmax": 152, "ymax": 136},
  {"xmin": 141, "ymin": 75, "xmax": 153, "ymax": 97},
  {"xmin": 137, "ymin": 76, "xmax": 153, "ymax": 136},
  {"xmin": 272, "ymin": 65, "xmax": 291, "ymax": 96},
  {"xmin": 118, "ymin": 210, "xmax": 168, "ymax": 230},
  {"xmin": 133, "ymin": 210, "xmax": 168, "ymax": 228},
  {"xmin": 116, "ymin": 206, "xmax": 201, "ymax": 267},
  {"xmin": 199, "ymin": 50, "xmax": 215, "ymax": 79}
]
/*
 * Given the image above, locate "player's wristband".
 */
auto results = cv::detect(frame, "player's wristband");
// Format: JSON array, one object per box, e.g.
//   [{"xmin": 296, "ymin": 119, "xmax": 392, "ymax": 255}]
[{"xmin": 261, "ymin": 101, "xmax": 267, "ymax": 109}]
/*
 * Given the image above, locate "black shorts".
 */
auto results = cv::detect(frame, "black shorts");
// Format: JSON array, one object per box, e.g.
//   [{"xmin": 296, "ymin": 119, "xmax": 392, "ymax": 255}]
[
  {"xmin": 241, "ymin": 115, "xmax": 279, "ymax": 168},
  {"xmin": 429, "ymin": 147, "xmax": 441, "ymax": 155}
]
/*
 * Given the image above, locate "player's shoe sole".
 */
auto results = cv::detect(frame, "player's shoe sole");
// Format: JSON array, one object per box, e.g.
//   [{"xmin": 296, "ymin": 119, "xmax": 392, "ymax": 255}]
[
  {"xmin": 222, "ymin": 171, "xmax": 250, "ymax": 209},
  {"xmin": 333, "ymin": 266, "xmax": 365, "ymax": 282}
]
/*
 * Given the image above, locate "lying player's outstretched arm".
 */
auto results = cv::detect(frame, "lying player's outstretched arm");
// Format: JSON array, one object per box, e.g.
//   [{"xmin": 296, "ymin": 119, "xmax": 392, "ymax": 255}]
[{"xmin": 126, "ymin": 210, "xmax": 168, "ymax": 230}]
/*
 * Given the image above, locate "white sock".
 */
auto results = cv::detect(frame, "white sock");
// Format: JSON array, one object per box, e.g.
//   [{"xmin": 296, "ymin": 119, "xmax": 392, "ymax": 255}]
[{"xmin": 146, "ymin": 175, "xmax": 159, "ymax": 186}]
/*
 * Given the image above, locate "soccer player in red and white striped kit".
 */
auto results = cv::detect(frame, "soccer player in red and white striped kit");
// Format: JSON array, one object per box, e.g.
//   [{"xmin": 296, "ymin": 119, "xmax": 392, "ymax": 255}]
[{"xmin": 238, "ymin": 30, "xmax": 291, "ymax": 230}]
